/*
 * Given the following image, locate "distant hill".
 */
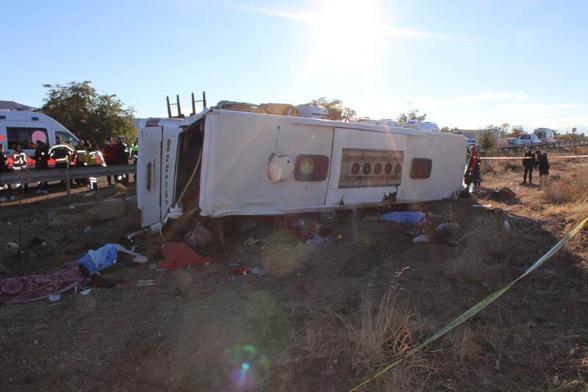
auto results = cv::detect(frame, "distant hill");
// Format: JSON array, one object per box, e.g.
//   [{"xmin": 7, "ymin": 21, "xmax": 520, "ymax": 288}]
[{"xmin": 0, "ymin": 100, "xmax": 37, "ymax": 111}]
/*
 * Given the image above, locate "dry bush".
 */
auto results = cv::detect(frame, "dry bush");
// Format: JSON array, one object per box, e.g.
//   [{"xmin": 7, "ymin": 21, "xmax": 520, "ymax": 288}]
[
  {"xmin": 342, "ymin": 289, "xmax": 420, "ymax": 371},
  {"xmin": 543, "ymin": 175, "xmax": 588, "ymax": 205},
  {"xmin": 449, "ymin": 249, "xmax": 499, "ymax": 286},
  {"xmin": 451, "ymin": 325, "xmax": 482, "ymax": 362},
  {"xmin": 480, "ymin": 161, "xmax": 495, "ymax": 175},
  {"xmin": 447, "ymin": 218, "xmax": 519, "ymax": 286},
  {"xmin": 481, "ymin": 159, "xmax": 521, "ymax": 176},
  {"xmin": 462, "ymin": 218, "xmax": 516, "ymax": 262}
]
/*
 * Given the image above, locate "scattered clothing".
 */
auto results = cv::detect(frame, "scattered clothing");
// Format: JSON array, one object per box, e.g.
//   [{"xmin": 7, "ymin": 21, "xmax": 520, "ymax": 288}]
[
  {"xmin": 380, "ymin": 211, "xmax": 427, "ymax": 224},
  {"xmin": 0, "ymin": 265, "xmax": 87, "ymax": 305},
  {"xmin": 158, "ymin": 242, "xmax": 212, "ymax": 270},
  {"xmin": 78, "ymin": 243, "xmax": 146, "ymax": 275}
]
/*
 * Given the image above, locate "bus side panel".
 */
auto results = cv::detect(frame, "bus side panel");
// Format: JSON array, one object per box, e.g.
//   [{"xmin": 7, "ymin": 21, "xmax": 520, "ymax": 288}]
[
  {"xmin": 138, "ymin": 126, "xmax": 163, "ymax": 227},
  {"xmin": 397, "ymin": 134, "xmax": 467, "ymax": 203},
  {"xmin": 325, "ymin": 128, "xmax": 407, "ymax": 206},
  {"xmin": 199, "ymin": 113, "xmax": 334, "ymax": 217}
]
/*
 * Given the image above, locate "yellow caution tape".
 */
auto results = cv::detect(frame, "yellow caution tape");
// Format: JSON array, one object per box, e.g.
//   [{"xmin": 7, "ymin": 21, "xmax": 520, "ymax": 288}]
[
  {"xmin": 350, "ymin": 217, "xmax": 588, "ymax": 392},
  {"xmin": 480, "ymin": 154, "xmax": 588, "ymax": 160}
]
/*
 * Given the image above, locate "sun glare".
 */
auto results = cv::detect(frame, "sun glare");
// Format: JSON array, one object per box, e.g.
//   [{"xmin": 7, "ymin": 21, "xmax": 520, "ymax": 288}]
[{"xmin": 306, "ymin": 0, "xmax": 386, "ymax": 75}]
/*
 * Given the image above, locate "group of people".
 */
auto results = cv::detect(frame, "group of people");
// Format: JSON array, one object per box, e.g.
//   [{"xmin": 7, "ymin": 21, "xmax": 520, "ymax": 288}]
[
  {"xmin": 0, "ymin": 135, "xmax": 137, "ymax": 194},
  {"xmin": 102, "ymin": 136, "xmax": 132, "ymax": 185},
  {"xmin": 523, "ymin": 149, "xmax": 550, "ymax": 185},
  {"xmin": 0, "ymin": 141, "xmax": 52, "ymax": 192}
]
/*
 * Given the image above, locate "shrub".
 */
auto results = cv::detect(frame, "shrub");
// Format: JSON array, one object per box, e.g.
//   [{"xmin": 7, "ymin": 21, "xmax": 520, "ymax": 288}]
[{"xmin": 543, "ymin": 176, "xmax": 588, "ymax": 204}]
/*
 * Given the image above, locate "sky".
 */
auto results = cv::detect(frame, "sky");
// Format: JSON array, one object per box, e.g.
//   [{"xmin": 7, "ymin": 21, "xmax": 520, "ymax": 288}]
[{"xmin": 1, "ymin": 0, "xmax": 587, "ymax": 132}]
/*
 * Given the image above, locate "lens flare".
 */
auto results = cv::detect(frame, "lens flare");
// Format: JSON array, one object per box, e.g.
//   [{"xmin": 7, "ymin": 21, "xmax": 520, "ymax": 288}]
[{"xmin": 225, "ymin": 344, "xmax": 269, "ymax": 391}]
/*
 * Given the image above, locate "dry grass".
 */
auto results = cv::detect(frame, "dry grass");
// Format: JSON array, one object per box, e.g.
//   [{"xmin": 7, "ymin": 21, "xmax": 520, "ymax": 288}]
[
  {"xmin": 543, "ymin": 174, "xmax": 588, "ymax": 205},
  {"xmin": 451, "ymin": 325, "xmax": 482, "ymax": 362},
  {"xmin": 298, "ymin": 288, "xmax": 427, "ymax": 375},
  {"xmin": 482, "ymin": 159, "xmax": 521, "ymax": 175},
  {"xmin": 447, "ymin": 218, "xmax": 518, "ymax": 286},
  {"xmin": 343, "ymin": 290, "xmax": 416, "ymax": 370}
]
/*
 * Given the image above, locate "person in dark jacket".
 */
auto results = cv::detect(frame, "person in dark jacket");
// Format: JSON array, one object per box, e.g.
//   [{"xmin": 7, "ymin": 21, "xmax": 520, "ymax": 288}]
[
  {"xmin": 34, "ymin": 140, "xmax": 50, "ymax": 193},
  {"xmin": 522, "ymin": 149, "xmax": 536, "ymax": 184},
  {"xmin": 102, "ymin": 138, "xmax": 117, "ymax": 186},
  {"xmin": 0, "ymin": 144, "xmax": 9, "ymax": 192},
  {"xmin": 535, "ymin": 151, "xmax": 550, "ymax": 185},
  {"xmin": 0, "ymin": 144, "xmax": 8, "ymax": 172},
  {"xmin": 115, "ymin": 136, "xmax": 130, "ymax": 185}
]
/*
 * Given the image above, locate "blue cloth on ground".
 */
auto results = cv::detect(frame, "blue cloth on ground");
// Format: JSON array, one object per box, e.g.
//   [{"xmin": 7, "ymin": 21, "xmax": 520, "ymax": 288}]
[
  {"xmin": 379, "ymin": 211, "xmax": 426, "ymax": 224},
  {"xmin": 78, "ymin": 243, "xmax": 120, "ymax": 275}
]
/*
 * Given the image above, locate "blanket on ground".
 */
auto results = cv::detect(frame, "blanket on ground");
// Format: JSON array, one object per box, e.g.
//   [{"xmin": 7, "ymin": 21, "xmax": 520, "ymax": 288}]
[{"xmin": 0, "ymin": 265, "xmax": 87, "ymax": 304}]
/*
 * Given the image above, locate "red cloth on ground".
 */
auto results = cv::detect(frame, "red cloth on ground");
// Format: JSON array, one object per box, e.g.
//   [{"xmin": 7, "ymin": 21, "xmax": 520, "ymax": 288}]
[
  {"xmin": 0, "ymin": 265, "xmax": 88, "ymax": 305},
  {"xmin": 158, "ymin": 242, "xmax": 212, "ymax": 271}
]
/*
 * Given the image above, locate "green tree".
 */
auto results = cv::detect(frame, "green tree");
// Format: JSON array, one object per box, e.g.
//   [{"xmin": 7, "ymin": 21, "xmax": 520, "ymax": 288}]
[
  {"xmin": 41, "ymin": 81, "xmax": 135, "ymax": 145},
  {"xmin": 397, "ymin": 109, "xmax": 426, "ymax": 123},
  {"xmin": 479, "ymin": 129, "xmax": 498, "ymax": 151},
  {"xmin": 508, "ymin": 125, "xmax": 526, "ymax": 138},
  {"xmin": 310, "ymin": 97, "xmax": 356, "ymax": 120}
]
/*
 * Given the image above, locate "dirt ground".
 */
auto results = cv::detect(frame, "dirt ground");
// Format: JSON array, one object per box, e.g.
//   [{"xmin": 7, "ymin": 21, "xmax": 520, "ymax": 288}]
[{"xmin": 1, "ymin": 150, "xmax": 587, "ymax": 391}]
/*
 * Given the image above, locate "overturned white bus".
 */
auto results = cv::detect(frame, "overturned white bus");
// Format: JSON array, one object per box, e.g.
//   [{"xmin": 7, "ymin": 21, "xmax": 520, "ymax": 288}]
[{"xmin": 136, "ymin": 105, "xmax": 467, "ymax": 229}]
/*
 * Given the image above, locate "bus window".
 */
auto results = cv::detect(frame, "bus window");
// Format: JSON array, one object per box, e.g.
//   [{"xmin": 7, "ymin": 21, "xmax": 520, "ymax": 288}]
[{"xmin": 7, "ymin": 127, "xmax": 48, "ymax": 150}]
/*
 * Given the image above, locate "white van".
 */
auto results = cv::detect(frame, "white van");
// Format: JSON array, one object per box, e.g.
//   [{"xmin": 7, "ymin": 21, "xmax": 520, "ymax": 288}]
[
  {"xmin": 533, "ymin": 128, "xmax": 556, "ymax": 143},
  {"xmin": 0, "ymin": 111, "xmax": 80, "ymax": 158}
]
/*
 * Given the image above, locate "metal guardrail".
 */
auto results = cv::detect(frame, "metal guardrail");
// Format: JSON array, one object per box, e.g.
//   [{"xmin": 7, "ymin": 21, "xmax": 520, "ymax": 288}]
[
  {"xmin": 498, "ymin": 139, "xmax": 588, "ymax": 151},
  {"xmin": 0, "ymin": 164, "xmax": 136, "ymax": 185}
]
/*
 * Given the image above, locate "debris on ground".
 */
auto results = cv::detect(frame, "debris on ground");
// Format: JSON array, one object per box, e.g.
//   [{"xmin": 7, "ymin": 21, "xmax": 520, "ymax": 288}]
[
  {"xmin": 435, "ymin": 222, "xmax": 461, "ymax": 244},
  {"xmin": 250, "ymin": 266, "xmax": 269, "ymax": 276},
  {"xmin": 412, "ymin": 234, "xmax": 431, "ymax": 243},
  {"xmin": 233, "ymin": 266, "xmax": 251, "ymax": 275},
  {"xmin": 3, "ymin": 242, "xmax": 19, "ymax": 257},
  {"xmin": 136, "ymin": 279, "xmax": 158, "ymax": 287},
  {"xmin": 243, "ymin": 238, "xmax": 267, "ymax": 247},
  {"xmin": 405, "ymin": 227, "xmax": 422, "ymax": 237},
  {"xmin": 503, "ymin": 220, "xmax": 512, "ymax": 232},
  {"xmin": 380, "ymin": 211, "xmax": 427, "ymax": 224},
  {"xmin": 488, "ymin": 187, "xmax": 517, "ymax": 202},
  {"xmin": 158, "ymin": 242, "xmax": 212, "ymax": 271},
  {"xmin": 305, "ymin": 234, "xmax": 327, "ymax": 245},
  {"xmin": 48, "ymin": 294, "xmax": 62, "ymax": 302},
  {"xmin": 285, "ymin": 216, "xmax": 334, "ymax": 241},
  {"xmin": 185, "ymin": 221, "xmax": 213, "ymax": 248}
]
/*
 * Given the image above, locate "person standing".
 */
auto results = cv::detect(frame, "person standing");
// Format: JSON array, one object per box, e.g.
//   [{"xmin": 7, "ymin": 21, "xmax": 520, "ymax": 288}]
[
  {"xmin": 34, "ymin": 140, "xmax": 50, "ymax": 193},
  {"xmin": 536, "ymin": 151, "xmax": 550, "ymax": 185},
  {"xmin": 115, "ymin": 136, "xmax": 130, "ymax": 185},
  {"xmin": 102, "ymin": 137, "xmax": 117, "ymax": 186},
  {"xmin": 0, "ymin": 144, "xmax": 10, "ymax": 192},
  {"xmin": 522, "ymin": 149, "xmax": 536, "ymax": 185},
  {"xmin": 12, "ymin": 144, "xmax": 28, "ymax": 190}
]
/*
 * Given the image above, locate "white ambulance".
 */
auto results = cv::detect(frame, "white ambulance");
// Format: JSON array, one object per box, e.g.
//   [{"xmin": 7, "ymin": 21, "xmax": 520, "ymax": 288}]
[{"xmin": 0, "ymin": 111, "xmax": 80, "ymax": 158}]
